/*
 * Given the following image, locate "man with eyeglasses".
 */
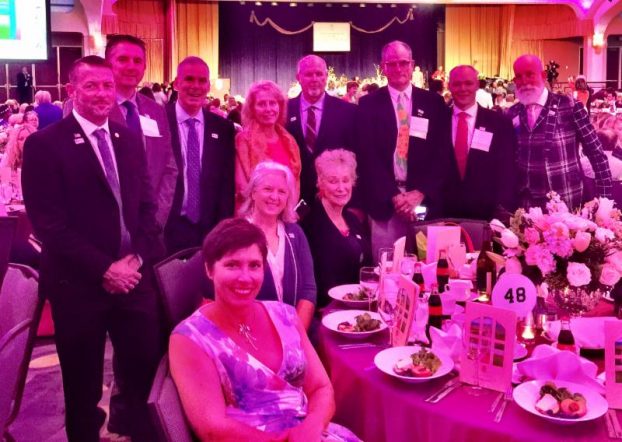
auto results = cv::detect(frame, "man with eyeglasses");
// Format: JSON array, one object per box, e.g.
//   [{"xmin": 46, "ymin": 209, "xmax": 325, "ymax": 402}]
[{"xmin": 356, "ymin": 40, "xmax": 452, "ymax": 257}]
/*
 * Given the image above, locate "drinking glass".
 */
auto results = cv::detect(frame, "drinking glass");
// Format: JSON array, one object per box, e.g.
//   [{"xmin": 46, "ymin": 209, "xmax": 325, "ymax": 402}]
[
  {"xmin": 359, "ymin": 266, "xmax": 379, "ymax": 311},
  {"xmin": 378, "ymin": 273, "xmax": 400, "ymax": 345},
  {"xmin": 462, "ymin": 320, "xmax": 484, "ymax": 396},
  {"xmin": 399, "ymin": 253, "xmax": 417, "ymax": 279},
  {"xmin": 378, "ymin": 247, "xmax": 394, "ymax": 274}
]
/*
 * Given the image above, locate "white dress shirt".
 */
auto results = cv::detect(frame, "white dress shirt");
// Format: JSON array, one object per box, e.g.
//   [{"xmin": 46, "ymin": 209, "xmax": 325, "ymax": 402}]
[
  {"xmin": 175, "ymin": 101, "xmax": 205, "ymax": 215},
  {"xmin": 475, "ymin": 89, "xmax": 493, "ymax": 109},
  {"xmin": 451, "ymin": 102, "xmax": 479, "ymax": 149},
  {"xmin": 72, "ymin": 109, "xmax": 118, "ymax": 181}
]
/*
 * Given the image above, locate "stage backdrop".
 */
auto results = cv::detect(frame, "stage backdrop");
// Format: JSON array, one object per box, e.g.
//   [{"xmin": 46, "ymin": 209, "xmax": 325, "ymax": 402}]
[{"xmin": 219, "ymin": 3, "xmax": 444, "ymax": 96}]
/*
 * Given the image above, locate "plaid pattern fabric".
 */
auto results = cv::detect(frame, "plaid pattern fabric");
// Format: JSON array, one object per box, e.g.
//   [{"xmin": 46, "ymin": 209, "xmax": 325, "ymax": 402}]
[{"xmin": 507, "ymin": 93, "xmax": 612, "ymax": 210}]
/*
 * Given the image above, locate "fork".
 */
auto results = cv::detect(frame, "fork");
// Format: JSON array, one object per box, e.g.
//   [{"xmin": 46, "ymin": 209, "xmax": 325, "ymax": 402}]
[
  {"xmin": 493, "ymin": 386, "xmax": 513, "ymax": 423},
  {"xmin": 608, "ymin": 409, "xmax": 622, "ymax": 439}
]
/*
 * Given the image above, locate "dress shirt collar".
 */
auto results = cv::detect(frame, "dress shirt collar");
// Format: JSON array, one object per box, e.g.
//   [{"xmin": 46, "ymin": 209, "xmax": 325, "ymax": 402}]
[
  {"xmin": 387, "ymin": 83, "xmax": 413, "ymax": 104},
  {"xmin": 175, "ymin": 101, "xmax": 204, "ymax": 125},
  {"xmin": 300, "ymin": 93, "xmax": 325, "ymax": 113},
  {"xmin": 116, "ymin": 92, "xmax": 138, "ymax": 107},
  {"xmin": 72, "ymin": 109, "xmax": 110, "ymax": 138},
  {"xmin": 452, "ymin": 102, "xmax": 478, "ymax": 119},
  {"xmin": 536, "ymin": 87, "xmax": 548, "ymax": 107}
]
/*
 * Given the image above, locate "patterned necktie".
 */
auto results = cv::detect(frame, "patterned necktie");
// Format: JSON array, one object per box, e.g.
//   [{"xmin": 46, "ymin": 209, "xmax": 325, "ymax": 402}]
[
  {"xmin": 122, "ymin": 100, "xmax": 143, "ymax": 139},
  {"xmin": 305, "ymin": 105, "xmax": 317, "ymax": 153},
  {"xmin": 527, "ymin": 104, "xmax": 540, "ymax": 130},
  {"xmin": 394, "ymin": 93, "xmax": 410, "ymax": 181},
  {"xmin": 185, "ymin": 118, "xmax": 201, "ymax": 224},
  {"xmin": 455, "ymin": 112, "xmax": 469, "ymax": 179},
  {"xmin": 92, "ymin": 129, "xmax": 132, "ymax": 254}
]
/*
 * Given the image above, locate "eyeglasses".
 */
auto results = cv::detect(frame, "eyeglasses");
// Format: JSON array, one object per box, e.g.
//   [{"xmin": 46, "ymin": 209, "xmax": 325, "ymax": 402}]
[{"xmin": 383, "ymin": 59, "xmax": 413, "ymax": 70}]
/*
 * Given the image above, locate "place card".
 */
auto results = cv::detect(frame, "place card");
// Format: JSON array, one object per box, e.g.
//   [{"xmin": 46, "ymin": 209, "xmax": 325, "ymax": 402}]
[
  {"xmin": 460, "ymin": 302, "xmax": 517, "ymax": 393},
  {"xmin": 426, "ymin": 225, "xmax": 461, "ymax": 263},
  {"xmin": 491, "ymin": 273, "xmax": 537, "ymax": 318},
  {"xmin": 605, "ymin": 320, "xmax": 622, "ymax": 409},
  {"xmin": 392, "ymin": 236, "xmax": 406, "ymax": 274},
  {"xmin": 392, "ymin": 275, "xmax": 419, "ymax": 346}
]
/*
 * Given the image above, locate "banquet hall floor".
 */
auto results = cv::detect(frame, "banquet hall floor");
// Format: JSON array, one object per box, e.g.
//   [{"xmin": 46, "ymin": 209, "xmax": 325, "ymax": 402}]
[{"xmin": 9, "ymin": 338, "xmax": 129, "ymax": 442}]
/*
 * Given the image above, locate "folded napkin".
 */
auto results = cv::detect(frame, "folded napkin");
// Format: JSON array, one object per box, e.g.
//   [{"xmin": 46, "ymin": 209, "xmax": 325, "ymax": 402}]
[
  {"xmin": 409, "ymin": 301, "xmax": 430, "ymax": 345},
  {"xmin": 421, "ymin": 262, "xmax": 437, "ymax": 290},
  {"xmin": 515, "ymin": 344, "xmax": 603, "ymax": 393},
  {"xmin": 430, "ymin": 323, "xmax": 463, "ymax": 365}
]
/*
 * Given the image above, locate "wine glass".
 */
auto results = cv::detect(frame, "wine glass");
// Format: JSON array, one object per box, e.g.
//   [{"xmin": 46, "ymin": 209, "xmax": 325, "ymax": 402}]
[
  {"xmin": 378, "ymin": 272, "xmax": 400, "ymax": 345},
  {"xmin": 461, "ymin": 319, "xmax": 484, "ymax": 396},
  {"xmin": 378, "ymin": 247, "xmax": 394, "ymax": 274},
  {"xmin": 399, "ymin": 253, "xmax": 417, "ymax": 279},
  {"xmin": 359, "ymin": 266, "xmax": 379, "ymax": 311}
]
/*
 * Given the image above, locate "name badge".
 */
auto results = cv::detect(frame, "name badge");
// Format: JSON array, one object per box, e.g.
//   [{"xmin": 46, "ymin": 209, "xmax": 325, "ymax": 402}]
[
  {"xmin": 139, "ymin": 115, "xmax": 161, "ymax": 137},
  {"xmin": 409, "ymin": 116, "xmax": 429, "ymax": 140},
  {"xmin": 471, "ymin": 129, "xmax": 493, "ymax": 152},
  {"xmin": 211, "ymin": 133, "xmax": 219, "ymax": 139}
]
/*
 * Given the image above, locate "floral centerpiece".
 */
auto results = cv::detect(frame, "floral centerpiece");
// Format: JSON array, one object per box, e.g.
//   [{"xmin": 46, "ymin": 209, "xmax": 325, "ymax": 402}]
[{"xmin": 490, "ymin": 193, "xmax": 622, "ymax": 315}]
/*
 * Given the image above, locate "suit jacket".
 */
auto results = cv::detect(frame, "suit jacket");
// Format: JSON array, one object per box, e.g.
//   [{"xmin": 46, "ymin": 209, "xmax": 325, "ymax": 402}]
[
  {"xmin": 439, "ymin": 105, "xmax": 518, "ymax": 220},
  {"xmin": 109, "ymin": 95, "xmax": 178, "ymax": 227},
  {"xmin": 16, "ymin": 72, "xmax": 31, "ymax": 89},
  {"xmin": 22, "ymin": 114, "xmax": 163, "ymax": 297},
  {"xmin": 166, "ymin": 104, "xmax": 235, "ymax": 235},
  {"xmin": 286, "ymin": 93, "xmax": 356, "ymax": 205},
  {"xmin": 356, "ymin": 85, "xmax": 452, "ymax": 220},
  {"xmin": 35, "ymin": 102, "xmax": 63, "ymax": 129}
]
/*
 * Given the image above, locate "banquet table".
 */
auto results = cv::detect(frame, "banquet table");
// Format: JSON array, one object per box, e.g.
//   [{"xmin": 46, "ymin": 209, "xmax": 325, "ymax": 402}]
[{"xmin": 318, "ymin": 313, "xmax": 619, "ymax": 442}]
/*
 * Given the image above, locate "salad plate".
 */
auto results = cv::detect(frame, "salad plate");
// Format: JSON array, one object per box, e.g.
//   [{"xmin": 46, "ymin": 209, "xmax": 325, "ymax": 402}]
[
  {"xmin": 322, "ymin": 310, "xmax": 386, "ymax": 339},
  {"xmin": 373, "ymin": 345, "xmax": 454, "ymax": 384},
  {"xmin": 328, "ymin": 284, "xmax": 373, "ymax": 308}
]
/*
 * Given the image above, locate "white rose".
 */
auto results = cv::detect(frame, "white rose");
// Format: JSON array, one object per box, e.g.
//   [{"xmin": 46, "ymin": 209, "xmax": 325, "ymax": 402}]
[
  {"xmin": 596, "ymin": 198, "xmax": 615, "ymax": 225},
  {"xmin": 595, "ymin": 227, "xmax": 614, "ymax": 244},
  {"xmin": 566, "ymin": 262, "xmax": 592, "ymax": 287},
  {"xmin": 500, "ymin": 229, "xmax": 519, "ymax": 249},
  {"xmin": 599, "ymin": 263, "xmax": 621, "ymax": 286}
]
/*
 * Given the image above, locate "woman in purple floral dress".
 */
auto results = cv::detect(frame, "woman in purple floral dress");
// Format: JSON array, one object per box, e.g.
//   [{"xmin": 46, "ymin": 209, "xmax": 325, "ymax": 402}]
[{"xmin": 170, "ymin": 218, "xmax": 360, "ymax": 441}]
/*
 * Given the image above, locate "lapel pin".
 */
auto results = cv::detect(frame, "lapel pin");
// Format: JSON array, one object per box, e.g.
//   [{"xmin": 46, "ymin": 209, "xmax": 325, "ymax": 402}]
[
  {"xmin": 74, "ymin": 137, "xmax": 84, "ymax": 145},
  {"xmin": 417, "ymin": 109, "xmax": 424, "ymax": 116},
  {"xmin": 548, "ymin": 111, "xmax": 556, "ymax": 116},
  {"xmin": 478, "ymin": 126, "xmax": 486, "ymax": 131},
  {"xmin": 288, "ymin": 233, "xmax": 295, "ymax": 239},
  {"xmin": 114, "ymin": 132, "xmax": 120, "ymax": 138},
  {"xmin": 290, "ymin": 116, "xmax": 297, "ymax": 122},
  {"xmin": 211, "ymin": 133, "xmax": 219, "ymax": 139}
]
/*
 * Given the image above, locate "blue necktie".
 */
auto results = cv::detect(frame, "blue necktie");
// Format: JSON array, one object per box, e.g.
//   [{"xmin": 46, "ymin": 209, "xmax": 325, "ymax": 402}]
[
  {"xmin": 122, "ymin": 100, "xmax": 143, "ymax": 140},
  {"xmin": 185, "ymin": 118, "xmax": 201, "ymax": 224},
  {"xmin": 93, "ymin": 128, "xmax": 132, "ymax": 254}
]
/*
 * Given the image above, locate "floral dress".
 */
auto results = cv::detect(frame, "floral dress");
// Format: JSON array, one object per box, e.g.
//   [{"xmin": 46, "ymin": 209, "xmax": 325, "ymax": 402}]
[{"xmin": 173, "ymin": 301, "xmax": 360, "ymax": 441}]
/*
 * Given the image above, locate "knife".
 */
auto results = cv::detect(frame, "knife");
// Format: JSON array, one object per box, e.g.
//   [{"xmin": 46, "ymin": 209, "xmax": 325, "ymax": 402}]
[
  {"xmin": 425, "ymin": 378, "xmax": 462, "ymax": 403},
  {"xmin": 424, "ymin": 377, "xmax": 459, "ymax": 403}
]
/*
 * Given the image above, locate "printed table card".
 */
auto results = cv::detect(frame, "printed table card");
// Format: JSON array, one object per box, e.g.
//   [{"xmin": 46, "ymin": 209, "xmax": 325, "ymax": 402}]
[
  {"xmin": 460, "ymin": 302, "xmax": 517, "ymax": 393},
  {"xmin": 391, "ymin": 275, "xmax": 419, "ymax": 346},
  {"xmin": 605, "ymin": 320, "xmax": 622, "ymax": 409}
]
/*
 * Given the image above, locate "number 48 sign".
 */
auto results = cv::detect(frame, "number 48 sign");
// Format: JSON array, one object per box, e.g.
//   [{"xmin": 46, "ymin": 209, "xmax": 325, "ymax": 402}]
[{"xmin": 491, "ymin": 273, "xmax": 537, "ymax": 318}]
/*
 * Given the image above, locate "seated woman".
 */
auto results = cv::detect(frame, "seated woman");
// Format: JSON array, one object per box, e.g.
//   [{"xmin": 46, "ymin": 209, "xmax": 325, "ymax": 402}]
[
  {"xmin": 1, "ymin": 124, "xmax": 36, "ymax": 171},
  {"xmin": 170, "ymin": 218, "xmax": 360, "ymax": 442},
  {"xmin": 235, "ymin": 80, "xmax": 301, "ymax": 212},
  {"xmin": 301, "ymin": 149, "xmax": 372, "ymax": 307},
  {"xmin": 239, "ymin": 161, "xmax": 316, "ymax": 329}
]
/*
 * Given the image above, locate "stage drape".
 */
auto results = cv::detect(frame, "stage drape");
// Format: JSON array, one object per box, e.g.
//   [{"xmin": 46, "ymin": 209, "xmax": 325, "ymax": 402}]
[
  {"xmin": 105, "ymin": 0, "xmax": 166, "ymax": 83},
  {"xmin": 218, "ymin": 3, "xmax": 444, "ymax": 96},
  {"xmin": 174, "ymin": 1, "xmax": 219, "ymax": 80}
]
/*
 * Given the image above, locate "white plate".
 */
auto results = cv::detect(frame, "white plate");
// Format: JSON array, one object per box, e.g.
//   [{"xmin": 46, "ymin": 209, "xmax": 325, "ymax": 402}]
[
  {"xmin": 328, "ymin": 284, "xmax": 372, "ymax": 308},
  {"xmin": 513, "ymin": 380, "xmax": 608, "ymax": 425},
  {"xmin": 602, "ymin": 292, "xmax": 614, "ymax": 303},
  {"xmin": 514, "ymin": 343, "xmax": 528, "ymax": 360},
  {"xmin": 321, "ymin": 309, "xmax": 387, "ymax": 339},
  {"xmin": 373, "ymin": 345, "xmax": 454, "ymax": 384},
  {"xmin": 545, "ymin": 317, "xmax": 616, "ymax": 350}
]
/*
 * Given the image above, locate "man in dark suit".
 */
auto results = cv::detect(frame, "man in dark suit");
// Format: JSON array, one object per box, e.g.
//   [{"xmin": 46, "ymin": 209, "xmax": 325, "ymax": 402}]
[
  {"xmin": 22, "ymin": 56, "xmax": 164, "ymax": 442},
  {"xmin": 286, "ymin": 55, "xmax": 356, "ymax": 206},
  {"xmin": 357, "ymin": 41, "xmax": 452, "ymax": 256},
  {"xmin": 34, "ymin": 90, "xmax": 63, "ymax": 129},
  {"xmin": 16, "ymin": 66, "xmax": 32, "ymax": 104},
  {"xmin": 165, "ymin": 56, "xmax": 235, "ymax": 253},
  {"xmin": 439, "ymin": 65, "xmax": 518, "ymax": 220}
]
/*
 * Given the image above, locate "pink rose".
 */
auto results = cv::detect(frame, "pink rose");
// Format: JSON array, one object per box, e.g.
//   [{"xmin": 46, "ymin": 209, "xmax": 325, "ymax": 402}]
[
  {"xmin": 595, "ymin": 227, "xmax": 614, "ymax": 244},
  {"xmin": 505, "ymin": 257, "xmax": 522, "ymax": 274},
  {"xmin": 501, "ymin": 229, "xmax": 519, "ymax": 249},
  {"xmin": 599, "ymin": 263, "xmax": 621, "ymax": 286},
  {"xmin": 566, "ymin": 262, "xmax": 592, "ymax": 287},
  {"xmin": 606, "ymin": 251, "xmax": 622, "ymax": 273},
  {"xmin": 524, "ymin": 227, "xmax": 540, "ymax": 244},
  {"xmin": 525, "ymin": 244, "xmax": 556, "ymax": 275},
  {"xmin": 572, "ymin": 231, "xmax": 591, "ymax": 253},
  {"xmin": 526, "ymin": 207, "xmax": 549, "ymax": 230}
]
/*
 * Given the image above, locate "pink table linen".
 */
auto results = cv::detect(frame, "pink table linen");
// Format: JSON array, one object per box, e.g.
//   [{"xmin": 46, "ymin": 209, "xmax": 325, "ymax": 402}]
[{"xmin": 318, "ymin": 326, "xmax": 615, "ymax": 442}]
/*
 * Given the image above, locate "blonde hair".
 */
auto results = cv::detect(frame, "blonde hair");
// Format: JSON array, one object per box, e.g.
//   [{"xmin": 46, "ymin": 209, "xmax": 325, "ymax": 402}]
[
  {"xmin": 241, "ymin": 81, "xmax": 286, "ymax": 127},
  {"xmin": 4, "ymin": 125, "xmax": 35, "ymax": 170},
  {"xmin": 315, "ymin": 148, "xmax": 357, "ymax": 195},
  {"xmin": 238, "ymin": 161, "xmax": 298, "ymax": 223}
]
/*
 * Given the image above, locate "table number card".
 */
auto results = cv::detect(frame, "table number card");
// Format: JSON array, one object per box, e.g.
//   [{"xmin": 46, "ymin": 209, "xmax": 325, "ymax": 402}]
[
  {"xmin": 460, "ymin": 302, "xmax": 517, "ymax": 393},
  {"xmin": 491, "ymin": 273, "xmax": 537, "ymax": 318},
  {"xmin": 392, "ymin": 275, "xmax": 419, "ymax": 346},
  {"xmin": 605, "ymin": 320, "xmax": 622, "ymax": 409}
]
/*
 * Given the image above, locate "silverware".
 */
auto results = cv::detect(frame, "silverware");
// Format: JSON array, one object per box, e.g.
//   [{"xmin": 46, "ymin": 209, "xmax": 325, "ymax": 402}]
[
  {"xmin": 608, "ymin": 410, "xmax": 622, "ymax": 439},
  {"xmin": 489, "ymin": 391, "xmax": 504, "ymax": 413},
  {"xmin": 494, "ymin": 386, "xmax": 513, "ymax": 423},
  {"xmin": 424, "ymin": 377, "xmax": 461, "ymax": 403},
  {"xmin": 424, "ymin": 376, "xmax": 459, "ymax": 403},
  {"xmin": 338, "ymin": 343, "xmax": 379, "ymax": 350},
  {"xmin": 605, "ymin": 410, "xmax": 617, "ymax": 439},
  {"xmin": 428, "ymin": 380, "xmax": 462, "ymax": 404}
]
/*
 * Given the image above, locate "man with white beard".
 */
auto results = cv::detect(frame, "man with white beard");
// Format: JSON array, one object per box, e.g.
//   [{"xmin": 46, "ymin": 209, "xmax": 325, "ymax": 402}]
[{"xmin": 507, "ymin": 54, "xmax": 612, "ymax": 209}]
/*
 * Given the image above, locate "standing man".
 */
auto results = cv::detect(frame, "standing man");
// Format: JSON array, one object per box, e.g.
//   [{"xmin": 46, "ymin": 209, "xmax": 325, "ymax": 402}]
[
  {"xmin": 22, "ymin": 56, "xmax": 164, "ymax": 441},
  {"xmin": 357, "ymin": 40, "xmax": 452, "ymax": 255},
  {"xmin": 16, "ymin": 66, "xmax": 32, "ymax": 104},
  {"xmin": 507, "ymin": 54, "xmax": 612, "ymax": 209},
  {"xmin": 165, "ymin": 56, "xmax": 235, "ymax": 253},
  {"xmin": 286, "ymin": 55, "xmax": 357, "ymax": 207},
  {"xmin": 34, "ymin": 90, "xmax": 63, "ymax": 129},
  {"xmin": 440, "ymin": 65, "xmax": 517, "ymax": 220}
]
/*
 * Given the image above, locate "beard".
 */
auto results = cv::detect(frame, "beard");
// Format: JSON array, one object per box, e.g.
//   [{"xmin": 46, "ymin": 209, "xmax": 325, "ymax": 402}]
[{"xmin": 516, "ymin": 85, "xmax": 544, "ymax": 105}]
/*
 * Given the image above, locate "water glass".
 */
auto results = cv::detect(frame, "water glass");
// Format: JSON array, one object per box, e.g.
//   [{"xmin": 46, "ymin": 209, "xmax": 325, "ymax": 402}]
[
  {"xmin": 462, "ymin": 321, "xmax": 484, "ymax": 396},
  {"xmin": 359, "ymin": 266, "xmax": 379, "ymax": 311},
  {"xmin": 379, "ymin": 273, "xmax": 400, "ymax": 345},
  {"xmin": 378, "ymin": 247, "xmax": 394, "ymax": 274},
  {"xmin": 399, "ymin": 253, "xmax": 417, "ymax": 278}
]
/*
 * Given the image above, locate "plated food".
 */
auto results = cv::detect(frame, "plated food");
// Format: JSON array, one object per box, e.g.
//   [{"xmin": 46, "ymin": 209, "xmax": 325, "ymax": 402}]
[
  {"xmin": 374, "ymin": 345, "xmax": 454, "ymax": 383},
  {"xmin": 328, "ymin": 284, "xmax": 374, "ymax": 308},
  {"xmin": 342, "ymin": 288, "xmax": 372, "ymax": 302},
  {"xmin": 337, "ymin": 312, "xmax": 381, "ymax": 333},
  {"xmin": 322, "ymin": 309, "xmax": 387, "ymax": 338},
  {"xmin": 513, "ymin": 380, "xmax": 608, "ymax": 424}
]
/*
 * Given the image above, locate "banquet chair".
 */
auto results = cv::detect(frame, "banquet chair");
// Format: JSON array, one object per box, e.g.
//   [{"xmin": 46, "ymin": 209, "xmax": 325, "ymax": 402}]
[
  {"xmin": 154, "ymin": 247, "xmax": 210, "ymax": 331},
  {"xmin": 0, "ymin": 264, "xmax": 43, "ymax": 442},
  {"xmin": 405, "ymin": 218, "xmax": 489, "ymax": 254},
  {"xmin": 147, "ymin": 355, "xmax": 196, "ymax": 442},
  {"xmin": 0, "ymin": 216, "xmax": 17, "ymax": 286}
]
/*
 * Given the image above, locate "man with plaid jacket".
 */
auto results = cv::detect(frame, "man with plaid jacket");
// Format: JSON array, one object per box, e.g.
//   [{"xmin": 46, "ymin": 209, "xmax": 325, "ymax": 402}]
[{"xmin": 507, "ymin": 54, "xmax": 612, "ymax": 210}]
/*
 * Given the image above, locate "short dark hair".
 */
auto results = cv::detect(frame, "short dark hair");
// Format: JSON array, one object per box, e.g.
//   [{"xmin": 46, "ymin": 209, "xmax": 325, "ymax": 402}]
[
  {"xmin": 68, "ymin": 56, "xmax": 112, "ymax": 84},
  {"xmin": 597, "ymin": 130, "xmax": 618, "ymax": 152},
  {"xmin": 105, "ymin": 34, "xmax": 146, "ymax": 59},
  {"xmin": 202, "ymin": 218, "xmax": 268, "ymax": 271}
]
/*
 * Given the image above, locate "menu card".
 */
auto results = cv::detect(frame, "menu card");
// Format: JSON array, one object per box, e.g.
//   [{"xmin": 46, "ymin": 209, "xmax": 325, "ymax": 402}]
[
  {"xmin": 426, "ymin": 226, "xmax": 461, "ymax": 263},
  {"xmin": 392, "ymin": 275, "xmax": 419, "ymax": 346},
  {"xmin": 605, "ymin": 320, "xmax": 622, "ymax": 409},
  {"xmin": 460, "ymin": 302, "xmax": 517, "ymax": 393}
]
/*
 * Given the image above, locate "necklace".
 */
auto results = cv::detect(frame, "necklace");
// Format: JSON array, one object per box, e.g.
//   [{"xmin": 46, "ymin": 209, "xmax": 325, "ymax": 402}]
[{"xmin": 238, "ymin": 322, "xmax": 258, "ymax": 350}]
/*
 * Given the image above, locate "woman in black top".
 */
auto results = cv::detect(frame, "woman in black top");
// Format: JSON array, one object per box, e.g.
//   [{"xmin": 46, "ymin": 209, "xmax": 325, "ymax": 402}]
[{"xmin": 301, "ymin": 149, "xmax": 372, "ymax": 307}]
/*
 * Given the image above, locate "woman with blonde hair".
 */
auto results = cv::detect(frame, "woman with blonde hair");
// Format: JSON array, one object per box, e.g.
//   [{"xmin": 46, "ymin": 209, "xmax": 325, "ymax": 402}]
[
  {"xmin": 235, "ymin": 80, "xmax": 301, "ymax": 211},
  {"xmin": 1, "ymin": 124, "xmax": 36, "ymax": 171}
]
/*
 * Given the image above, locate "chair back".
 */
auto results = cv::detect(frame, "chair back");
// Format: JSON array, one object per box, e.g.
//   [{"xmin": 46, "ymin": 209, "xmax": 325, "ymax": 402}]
[
  {"xmin": 147, "ymin": 355, "xmax": 195, "ymax": 442},
  {"xmin": 405, "ymin": 218, "xmax": 489, "ymax": 254},
  {"xmin": 0, "ymin": 217, "xmax": 17, "ymax": 286},
  {"xmin": 154, "ymin": 247, "xmax": 209, "ymax": 331},
  {"xmin": 0, "ymin": 264, "xmax": 43, "ymax": 439}
]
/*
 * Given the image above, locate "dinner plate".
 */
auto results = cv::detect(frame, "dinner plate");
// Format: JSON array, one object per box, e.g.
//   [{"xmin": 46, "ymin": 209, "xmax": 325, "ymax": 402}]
[
  {"xmin": 602, "ymin": 292, "xmax": 614, "ymax": 303},
  {"xmin": 373, "ymin": 345, "xmax": 454, "ymax": 384},
  {"xmin": 321, "ymin": 309, "xmax": 387, "ymax": 339},
  {"xmin": 513, "ymin": 380, "xmax": 608, "ymax": 425},
  {"xmin": 545, "ymin": 317, "xmax": 617, "ymax": 350},
  {"xmin": 328, "ymin": 284, "xmax": 372, "ymax": 308}
]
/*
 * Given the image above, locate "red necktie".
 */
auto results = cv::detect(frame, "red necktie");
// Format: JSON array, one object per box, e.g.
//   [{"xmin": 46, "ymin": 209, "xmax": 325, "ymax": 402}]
[{"xmin": 455, "ymin": 112, "xmax": 468, "ymax": 179}]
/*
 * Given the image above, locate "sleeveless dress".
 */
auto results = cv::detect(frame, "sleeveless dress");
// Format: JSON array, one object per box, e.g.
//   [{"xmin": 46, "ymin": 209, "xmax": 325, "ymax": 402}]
[{"xmin": 173, "ymin": 301, "xmax": 360, "ymax": 441}]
